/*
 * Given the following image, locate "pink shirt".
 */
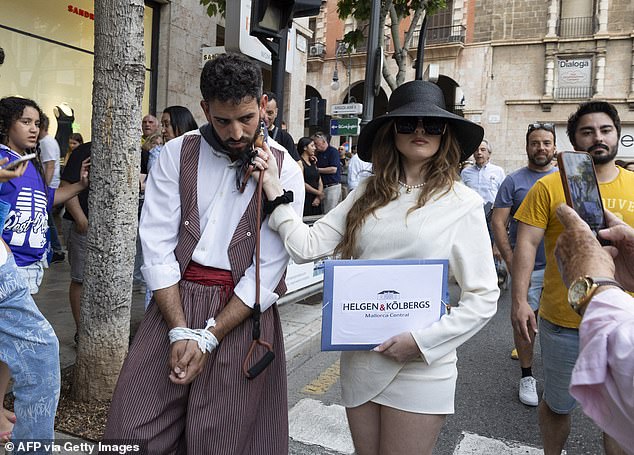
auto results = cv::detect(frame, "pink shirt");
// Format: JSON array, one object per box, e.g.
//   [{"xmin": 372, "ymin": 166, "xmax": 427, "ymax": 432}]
[{"xmin": 570, "ymin": 287, "xmax": 634, "ymax": 452}]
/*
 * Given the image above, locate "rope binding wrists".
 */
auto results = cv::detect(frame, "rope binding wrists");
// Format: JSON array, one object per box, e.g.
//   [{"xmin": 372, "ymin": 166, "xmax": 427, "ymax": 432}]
[{"xmin": 168, "ymin": 318, "xmax": 218, "ymax": 354}]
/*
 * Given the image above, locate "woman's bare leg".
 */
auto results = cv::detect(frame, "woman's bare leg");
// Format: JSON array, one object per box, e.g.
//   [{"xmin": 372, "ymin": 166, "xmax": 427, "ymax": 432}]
[{"xmin": 346, "ymin": 402, "xmax": 381, "ymax": 455}]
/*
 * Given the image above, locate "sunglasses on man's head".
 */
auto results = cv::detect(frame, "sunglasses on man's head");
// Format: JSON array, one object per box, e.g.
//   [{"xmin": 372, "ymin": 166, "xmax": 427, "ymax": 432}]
[
  {"xmin": 394, "ymin": 117, "xmax": 447, "ymax": 135},
  {"xmin": 527, "ymin": 122, "xmax": 555, "ymax": 133}
]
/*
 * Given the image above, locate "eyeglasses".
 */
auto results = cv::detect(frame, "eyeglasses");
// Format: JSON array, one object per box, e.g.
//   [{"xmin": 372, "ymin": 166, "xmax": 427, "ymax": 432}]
[
  {"xmin": 527, "ymin": 122, "xmax": 555, "ymax": 133},
  {"xmin": 394, "ymin": 117, "xmax": 447, "ymax": 135}
]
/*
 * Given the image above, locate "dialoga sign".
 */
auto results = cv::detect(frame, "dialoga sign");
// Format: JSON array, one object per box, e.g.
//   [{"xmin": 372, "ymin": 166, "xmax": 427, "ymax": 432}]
[{"xmin": 559, "ymin": 59, "xmax": 590, "ymax": 69}]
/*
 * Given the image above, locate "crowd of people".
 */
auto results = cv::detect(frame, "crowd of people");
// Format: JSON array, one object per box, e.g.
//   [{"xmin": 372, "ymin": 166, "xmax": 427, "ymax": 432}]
[
  {"xmin": 1, "ymin": 51, "xmax": 634, "ymax": 455},
  {"xmin": 0, "ymin": 96, "xmax": 89, "ymax": 445}
]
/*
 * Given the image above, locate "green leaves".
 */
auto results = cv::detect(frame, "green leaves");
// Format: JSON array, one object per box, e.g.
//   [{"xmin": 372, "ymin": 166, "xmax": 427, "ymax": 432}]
[
  {"xmin": 199, "ymin": 0, "xmax": 226, "ymax": 18},
  {"xmin": 337, "ymin": 0, "xmax": 446, "ymax": 21}
]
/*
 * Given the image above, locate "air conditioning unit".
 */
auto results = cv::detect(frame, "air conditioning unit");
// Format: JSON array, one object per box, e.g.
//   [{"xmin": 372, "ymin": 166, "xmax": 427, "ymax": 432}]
[{"xmin": 309, "ymin": 43, "xmax": 324, "ymax": 57}]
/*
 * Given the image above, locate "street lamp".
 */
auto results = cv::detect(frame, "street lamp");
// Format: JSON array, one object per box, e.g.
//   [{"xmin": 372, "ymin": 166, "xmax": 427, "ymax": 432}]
[
  {"xmin": 331, "ymin": 41, "xmax": 351, "ymax": 102},
  {"xmin": 330, "ymin": 65, "xmax": 340, "ymax": 90}
]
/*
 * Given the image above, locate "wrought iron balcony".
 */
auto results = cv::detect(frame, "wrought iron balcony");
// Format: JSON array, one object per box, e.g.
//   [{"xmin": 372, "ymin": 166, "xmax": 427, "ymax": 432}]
[
  {"xmin": 412, "ymin": 25, "xmax": 466, "ymax": 46},
  {"xmin": 557, "ymin": 16, "xmax": 597, "ymax": 38},
  {"xmin": 352, "ymin": 36, "xmax": 392, "ymax": 54},
  {"xmin": 555, "ymin": 86, "xmax": 593, "ymax": 99}
]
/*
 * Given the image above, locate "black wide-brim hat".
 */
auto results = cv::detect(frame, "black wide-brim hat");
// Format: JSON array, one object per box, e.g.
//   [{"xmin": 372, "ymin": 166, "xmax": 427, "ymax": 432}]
[{"xmin": 357, "ymin": 80, "xmax": 484, "ymax": 163}]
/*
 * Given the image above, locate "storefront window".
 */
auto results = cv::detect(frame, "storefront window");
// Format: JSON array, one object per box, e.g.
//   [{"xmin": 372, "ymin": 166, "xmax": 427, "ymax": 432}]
[{"xmin": 0, "ymin": 0, "xmax": 157, "ymax": 145}]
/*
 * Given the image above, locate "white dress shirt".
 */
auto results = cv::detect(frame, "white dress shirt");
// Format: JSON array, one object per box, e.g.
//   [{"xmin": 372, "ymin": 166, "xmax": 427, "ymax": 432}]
[
  {"xmin": 460, "ymin": 162, "xmax": 505, "ymax": 204},
  {"xmin": 347, "ymin": 154, "xmax": 373, "ymax": 191},
  {"xmin": 140, "ymin": 130, "xmax": 305, "ymax": 311}
]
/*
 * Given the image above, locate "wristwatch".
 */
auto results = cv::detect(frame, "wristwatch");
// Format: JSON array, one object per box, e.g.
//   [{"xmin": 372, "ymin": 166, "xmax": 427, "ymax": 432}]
[{"xmin": 568, "ymin": 276, "xmax": 623, "ymax": 315}]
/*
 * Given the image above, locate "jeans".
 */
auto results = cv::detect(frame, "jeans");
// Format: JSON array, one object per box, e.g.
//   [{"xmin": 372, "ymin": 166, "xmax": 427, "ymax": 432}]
[
  {"xmin": 539, "ymin": 317, "xmax": 579, "ymax": 414},
  {"xmin": 0, "ymin": 254, "xmax": 60, "ymax": 441}
]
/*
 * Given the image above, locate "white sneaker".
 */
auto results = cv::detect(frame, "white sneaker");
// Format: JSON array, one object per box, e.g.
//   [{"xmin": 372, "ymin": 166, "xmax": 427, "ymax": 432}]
[{"xmin": 519, "ymin": 376, "xmax": 538, "ymax": 406}]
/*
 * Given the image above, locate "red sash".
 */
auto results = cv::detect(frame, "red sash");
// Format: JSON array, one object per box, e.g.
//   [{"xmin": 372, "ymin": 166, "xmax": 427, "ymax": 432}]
[{"xmin": 182, "ymin": 262, "xmax": 234, "ymax": 288}]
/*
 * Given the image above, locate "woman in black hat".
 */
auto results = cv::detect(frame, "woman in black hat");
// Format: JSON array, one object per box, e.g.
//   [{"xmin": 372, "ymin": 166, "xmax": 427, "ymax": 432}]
[{"xmin": 252, "ymin": 80, "xmax": 499, "ymax": 454}]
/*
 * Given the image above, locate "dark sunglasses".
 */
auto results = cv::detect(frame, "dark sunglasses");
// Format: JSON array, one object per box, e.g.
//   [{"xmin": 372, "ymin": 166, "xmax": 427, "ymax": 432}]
[
  {"xmin": 394, "ymin": 117, "xmax": 447, "ymax": 135},
  {"xmin": 527, "ymin": 122, "xmax": 555, "ymax": 133}
]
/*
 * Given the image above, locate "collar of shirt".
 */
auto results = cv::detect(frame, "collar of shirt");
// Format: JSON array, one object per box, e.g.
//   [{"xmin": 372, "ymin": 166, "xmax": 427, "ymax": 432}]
[{"xmin": 0, "ymin": 144, "xmax": 21, "ymax": 158}]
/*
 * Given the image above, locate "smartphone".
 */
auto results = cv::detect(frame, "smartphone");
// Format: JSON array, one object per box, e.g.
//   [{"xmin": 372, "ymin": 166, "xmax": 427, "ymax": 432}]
[
  {"xmin": 0, "ymin": 153, "xmax": 37, "ymax": 171},
  {"xmin": 249, "ymin": 121, "xmax": 268, "ymax": 161},
  {"xmin": 557, "ymin": 151, "xmax": 607, "ymax": 238},
  {"xmin": 255, "ymin": 120, "xmax": 268, "ymax": 148}
]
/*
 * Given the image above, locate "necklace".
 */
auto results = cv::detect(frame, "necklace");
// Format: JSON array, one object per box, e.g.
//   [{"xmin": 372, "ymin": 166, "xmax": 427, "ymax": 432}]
[{"xmin": 398, "ymin": 180, "xmax": 425, "ymax": 194}]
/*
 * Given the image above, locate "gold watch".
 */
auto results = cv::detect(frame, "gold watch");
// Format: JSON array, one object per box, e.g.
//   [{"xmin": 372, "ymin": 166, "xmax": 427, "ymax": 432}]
[{"xmin": 568, "ymin": 276, "xmax": 623, "ymax": 315}]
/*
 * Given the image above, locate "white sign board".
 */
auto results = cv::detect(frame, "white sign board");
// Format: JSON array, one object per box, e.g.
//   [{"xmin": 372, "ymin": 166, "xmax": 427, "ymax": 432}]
[
  {"xmin": 225, "ymin": 0, "xmax": 293, "ymax": 72},
  {"xmin": 558, "ymin": 58, "xmax": 592, "ymax": 88},
  {"xmin": 321, "ymin": 259, "xmax": 448, "ymax": 350},
  {"xmin": 331, "ymin": 103, "xmax": 363, "ymax": 115}
]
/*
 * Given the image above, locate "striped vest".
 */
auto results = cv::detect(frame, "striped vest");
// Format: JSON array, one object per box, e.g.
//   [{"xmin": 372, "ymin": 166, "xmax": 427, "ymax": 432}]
[{"xmin": 173, "ymin": 134, "xmax": 287, "ymax": 297}]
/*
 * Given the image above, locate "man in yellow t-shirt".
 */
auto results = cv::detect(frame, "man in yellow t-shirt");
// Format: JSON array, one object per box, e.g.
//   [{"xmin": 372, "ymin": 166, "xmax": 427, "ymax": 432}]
[{"xmin": 513, "ymin": 101, "xmax": 634, "ymax": 455}]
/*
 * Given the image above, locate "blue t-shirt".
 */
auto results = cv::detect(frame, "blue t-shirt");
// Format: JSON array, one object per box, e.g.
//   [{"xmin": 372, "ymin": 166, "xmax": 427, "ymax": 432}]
[
  {"xmin": 0, "ymin": 145, "xmax": 55, "ymax": 266},
  {"xmin": 316, "ymin": 145, "xmax": 341, "ymax": 186},
  {"xmin": 494, "ymin": 166, "xmax": 556, "ymax": 270}
]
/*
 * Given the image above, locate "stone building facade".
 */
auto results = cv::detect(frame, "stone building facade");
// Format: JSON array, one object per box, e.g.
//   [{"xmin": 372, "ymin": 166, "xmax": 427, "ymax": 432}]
[
  {"xmin": 155, "ymin": 0, "xmax": 311, "ymax": 142},
  {"xmin": 307, "ymin": 0, "xmax": 634, "ymax": 171},
  {"xmin": 0, "ymin": 0, "xmax": 311, "ymax": 143}
]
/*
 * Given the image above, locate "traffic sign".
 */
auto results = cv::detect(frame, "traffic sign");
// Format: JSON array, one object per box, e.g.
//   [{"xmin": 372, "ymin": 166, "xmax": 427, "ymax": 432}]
[
  {"xmin": 330, "ymin": 118, "xmax": 361, "ymax": 136},
  {"xmin": 331, "ymin": 103, "xmax": 363, "ymax": 115}
]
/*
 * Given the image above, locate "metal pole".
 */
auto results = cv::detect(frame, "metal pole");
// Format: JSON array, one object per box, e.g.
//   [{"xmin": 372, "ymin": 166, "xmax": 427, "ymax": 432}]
[
  {"xmin": 361, "ymin": 0, "xmax": 380, "ymax": 126},
  {"xmin": 271, "ymin": 27, "xmax": 288, "ymax": 129},
  {"xmin": 347, "ymin": 47, "xmax": 352, "ymax": 153}
]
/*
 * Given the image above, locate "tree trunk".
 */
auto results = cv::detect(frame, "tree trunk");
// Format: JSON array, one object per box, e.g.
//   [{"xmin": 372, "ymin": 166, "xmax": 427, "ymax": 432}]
[{"xmin": 72, "ymin": 0, "xmax": 146, "ymax": 402}]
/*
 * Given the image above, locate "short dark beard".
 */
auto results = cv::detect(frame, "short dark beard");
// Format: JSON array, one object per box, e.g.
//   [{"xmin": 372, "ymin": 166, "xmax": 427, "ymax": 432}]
[
  {"xmin": 528, "ymin": 154, "xmax": 553, "ymax": 168},
  {"xmin": 586, "ymin": 143, "xmax": 618, "ymax": 165},
  {"xmin": 216, "ymin": 129, "xmax": 259, "ymax": 162}
]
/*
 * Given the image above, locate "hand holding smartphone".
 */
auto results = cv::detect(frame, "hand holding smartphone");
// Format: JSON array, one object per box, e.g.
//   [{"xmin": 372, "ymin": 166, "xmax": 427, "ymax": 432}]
[
  {"xmin": 557, "ymin": 151, "xmax": 608, "ymax": 244},
  {"xmin": 0, "ymin": 153, "xmax": 37, "ymax": 171}
]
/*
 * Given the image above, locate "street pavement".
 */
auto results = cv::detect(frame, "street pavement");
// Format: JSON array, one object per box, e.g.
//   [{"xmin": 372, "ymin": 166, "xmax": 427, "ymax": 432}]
[
  {"xmin": 1, "ymin": 259, "xmax": 323, "ymax": 455},
  {"xmin": 285, "ymin": 283, "xmax": 605, "ymax": 455},
  {"xmin": 5, "ymin": 262, "xmax": 605, "ymax": 454}
]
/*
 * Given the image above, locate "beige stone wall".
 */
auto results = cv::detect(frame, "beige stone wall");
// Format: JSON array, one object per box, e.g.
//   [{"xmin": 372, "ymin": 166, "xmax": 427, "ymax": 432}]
[
  {"xmin": 473, "ymin": 0, "xmax": 495, "ymax": 42},
  {"xmin": 453, "ymin": 40, "xmax": 634, "ymax": 172},
  {"xmin": 154, "ymin": 0, "xmax": 309, "ymax": 139},
  {"xmin": 457, "ymin": 44, "xmax": 546, "ymax": 170},
  {"xmin": 473, "ymin": 0, "xmax": 550, "ymax": 42},
  {"xmin": 603, "ymin": 39, "xmax": 632, "ymax": 97},
  {"xmin": 306, "ymin": 1, "xmax": 634, "ymax": 172},
  {"xmin": 608, "ymin": 0, "xmax": 634, "ymax": 34},
  {"xmin": 156, "ymin": 0, "xmax": 219, "ymax": 125}
]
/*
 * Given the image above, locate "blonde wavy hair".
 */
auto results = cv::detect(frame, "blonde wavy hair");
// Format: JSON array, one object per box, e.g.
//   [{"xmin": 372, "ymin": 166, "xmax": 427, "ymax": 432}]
[{"xmin": 334, "ymin": 120, "xmax": 462, "ymax": 259}]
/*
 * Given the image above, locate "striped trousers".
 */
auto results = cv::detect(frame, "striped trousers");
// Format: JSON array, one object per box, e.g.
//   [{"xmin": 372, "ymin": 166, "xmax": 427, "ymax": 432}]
[{"xmin": 102, "ymin": 280, "xmax": 288, "ymax": 454}]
